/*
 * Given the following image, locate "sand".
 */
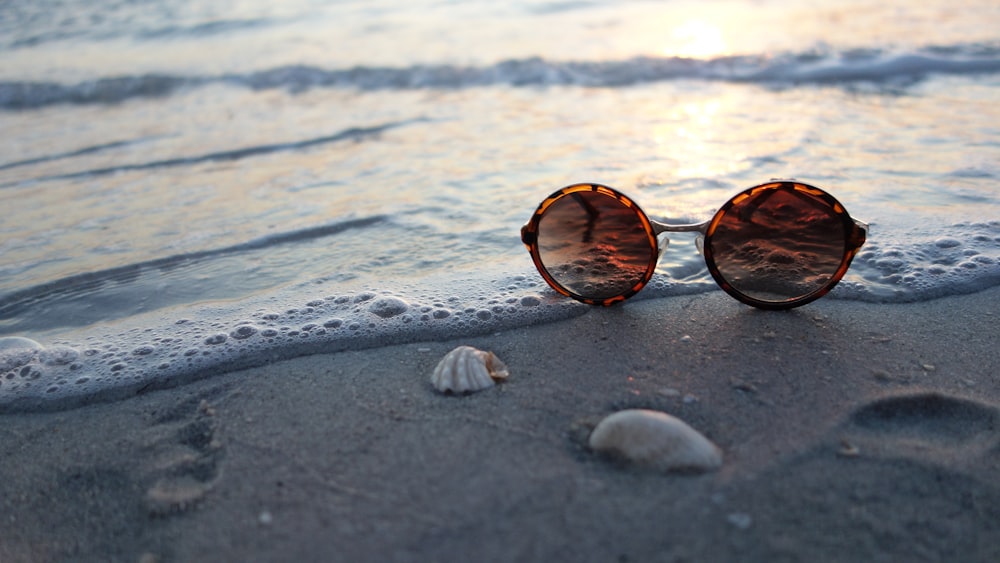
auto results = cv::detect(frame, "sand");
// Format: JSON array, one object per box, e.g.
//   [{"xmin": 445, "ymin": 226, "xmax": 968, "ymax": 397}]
[{"xmin": 2, "ymin": 286, "xmax": 999, "ymax": 562}]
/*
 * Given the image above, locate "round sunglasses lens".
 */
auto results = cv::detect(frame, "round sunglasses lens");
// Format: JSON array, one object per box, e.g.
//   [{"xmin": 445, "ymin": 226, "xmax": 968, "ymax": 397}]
[
  {"xmin": 536, "ymin": 191, "xmax": 655, "ymax": 300},
  {"xmin": 709, "ymin": 187, "xmax": 848, "ymax": 303}
]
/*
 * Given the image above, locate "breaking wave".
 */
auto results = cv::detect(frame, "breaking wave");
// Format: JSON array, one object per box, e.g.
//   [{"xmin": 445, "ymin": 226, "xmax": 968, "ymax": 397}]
[{"xmin": 3, "ymin": 44, "xmax": 999, "ymax": 110}]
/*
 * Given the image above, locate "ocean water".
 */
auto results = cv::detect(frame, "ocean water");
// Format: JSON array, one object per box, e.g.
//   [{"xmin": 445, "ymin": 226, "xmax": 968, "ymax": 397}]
[{"xmin": 2, "ymin": 0, "xmax": 1000, "ymax": 411}]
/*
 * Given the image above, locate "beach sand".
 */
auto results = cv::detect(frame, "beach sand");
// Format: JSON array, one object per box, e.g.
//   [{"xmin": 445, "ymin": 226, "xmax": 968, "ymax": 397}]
[{"xmin": 2, "ymin": 286, "xmax": 999, "ymax": 562}]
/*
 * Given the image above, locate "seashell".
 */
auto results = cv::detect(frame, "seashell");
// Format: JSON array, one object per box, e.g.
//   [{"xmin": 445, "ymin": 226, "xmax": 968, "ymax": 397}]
[
  {"xmin": 588, "ymin": 409, "xmax": 722, "ymax": 473},
  {"xmin": 431, "ymin": 345, "xmax": 509, "ymax": 394}
]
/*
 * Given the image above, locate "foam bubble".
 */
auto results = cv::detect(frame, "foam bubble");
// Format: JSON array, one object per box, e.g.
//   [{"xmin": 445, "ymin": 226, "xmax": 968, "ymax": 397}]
[
  {"xmin": 0, "ymin": 336, "xmax": 44, "ymax": 372},
  {"xmin": 204, "ymin": 334, "xmax": 227, "ymax": 345},
  {"xmin": 369, "ymin": 296, "xmax": 409, "ymax": 318},
  {"xmin": 230, "ymin": 325, "xmax": 258, "ymax": 339}
]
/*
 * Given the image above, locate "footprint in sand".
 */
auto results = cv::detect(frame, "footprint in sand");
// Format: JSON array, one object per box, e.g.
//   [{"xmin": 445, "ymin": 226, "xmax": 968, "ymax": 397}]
[
  {"xmin": 842, "ymin": 392, "xmax": 999, "ymax": 461},
  {"xmin": 140, "ymin": 396, "xmax": 224, "ymax": 517}
]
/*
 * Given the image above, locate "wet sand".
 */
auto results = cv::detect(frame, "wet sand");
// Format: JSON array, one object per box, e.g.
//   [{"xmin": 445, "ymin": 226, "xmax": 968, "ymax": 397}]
[{"xmin": 2, "ymin": 287, "xmax": 999, "ymax": 562}]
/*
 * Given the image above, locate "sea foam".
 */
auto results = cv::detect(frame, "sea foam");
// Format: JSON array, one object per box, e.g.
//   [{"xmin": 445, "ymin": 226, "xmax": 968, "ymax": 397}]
[{"xmin": 0, "ymin": 274, "xmax": 584, "ymax": 413}]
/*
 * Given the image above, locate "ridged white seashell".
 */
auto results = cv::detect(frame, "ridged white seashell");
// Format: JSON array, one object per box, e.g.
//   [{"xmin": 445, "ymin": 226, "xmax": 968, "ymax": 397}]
[
  {"xmin": 431, "ymin": 345, "xmax": 509, "ymax": 394},
  {"xmin": 588, "ymin": 409, "xmax": 722, "ymax": 473}
]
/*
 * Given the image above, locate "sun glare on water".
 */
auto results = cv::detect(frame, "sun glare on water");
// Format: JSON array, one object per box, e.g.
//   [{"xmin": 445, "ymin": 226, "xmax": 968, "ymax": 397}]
[{"xmin": 663, "ymin": 20, "xmax": 729, "ymax": 59}]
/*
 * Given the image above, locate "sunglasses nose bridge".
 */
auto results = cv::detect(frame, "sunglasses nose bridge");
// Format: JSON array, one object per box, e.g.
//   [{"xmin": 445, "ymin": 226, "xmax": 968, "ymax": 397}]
[
  {"xmin": 651, "ymin": 220, "xmax": 711, "ymax": 235},
  {"xmin": 650, "ymin": 219, "xmax": 710, "ymax": 260},
  {"xmin": 656, "ymin": 232, "xmax": 670, "ymax": 260}
]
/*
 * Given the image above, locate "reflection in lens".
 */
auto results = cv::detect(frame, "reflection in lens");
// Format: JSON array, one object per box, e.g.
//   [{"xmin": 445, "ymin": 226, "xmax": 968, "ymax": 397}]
[
  {"xmin": 536, "ymin": 191, "xmax": 655, "ymax": 300},
  {"xmin": 708, "ymin": 186, "xmax": 847, "ymax": 303}
]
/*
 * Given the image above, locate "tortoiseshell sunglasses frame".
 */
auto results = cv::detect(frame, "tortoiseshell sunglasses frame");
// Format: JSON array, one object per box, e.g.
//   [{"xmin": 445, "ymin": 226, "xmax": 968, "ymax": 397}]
[{"xmin": 521, "ymin": 181, "xmax": 868, "ymax": 309}]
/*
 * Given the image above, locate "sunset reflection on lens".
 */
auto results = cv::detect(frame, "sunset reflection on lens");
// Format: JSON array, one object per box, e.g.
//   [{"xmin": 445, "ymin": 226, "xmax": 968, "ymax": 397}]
[
  {"xmin": 706, "ymin": 184, "xmax": 849, "ymax": 304},
  {"xmin": 535, "ymin": 188, "xmax": 657, "ymax": 301}
]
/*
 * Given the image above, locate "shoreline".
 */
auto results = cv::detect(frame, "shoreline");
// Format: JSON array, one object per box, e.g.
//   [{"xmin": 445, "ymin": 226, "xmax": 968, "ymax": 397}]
[{"xmin": 3, "ymin": 287, "xmax": 1000, "ymax": 562}]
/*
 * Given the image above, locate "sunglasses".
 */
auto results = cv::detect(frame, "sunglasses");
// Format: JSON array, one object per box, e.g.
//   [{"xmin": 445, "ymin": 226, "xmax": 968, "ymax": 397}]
[{"xmin": 521, "ymin": 181, "xmax": 868, "ymax": 309}]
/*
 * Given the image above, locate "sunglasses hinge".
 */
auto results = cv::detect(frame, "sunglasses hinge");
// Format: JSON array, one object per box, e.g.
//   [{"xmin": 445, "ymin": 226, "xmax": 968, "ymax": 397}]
[{"xmin": 520, "ymin": 223, "xmax": 536, "ymax": 247}]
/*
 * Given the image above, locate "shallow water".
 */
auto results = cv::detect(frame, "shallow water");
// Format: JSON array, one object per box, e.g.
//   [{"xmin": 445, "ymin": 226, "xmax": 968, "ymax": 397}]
[{"xmin": 2, "ymin": 0, "xmax": 999, "ymax": 410}]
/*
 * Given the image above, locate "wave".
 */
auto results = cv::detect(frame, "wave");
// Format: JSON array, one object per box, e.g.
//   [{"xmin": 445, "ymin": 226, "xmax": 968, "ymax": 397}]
[
  {"xmin": 0, "ymin": 121, "xmax": 420, "ymax": 187},
  {"xmin": 2, "ymin": 44, "xmax": 999, "ymax": 110},
  {"xmin": 4, "ymin": 4, "xmax": 284, "ymax": 50},
  {"xmin": 134, "ymin": 17, "xmax": 279, "ymax": 40},
  {"xmin": 0, "ymin": 215, "xmax": 388, "ymax": 331},
  {"xmin": 0, "ymin": 74, "xmax": 196, "ymax": 109},
  {"xmin": 0, "ymin": 135, "xmax": 167, "ymax": 172}
]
